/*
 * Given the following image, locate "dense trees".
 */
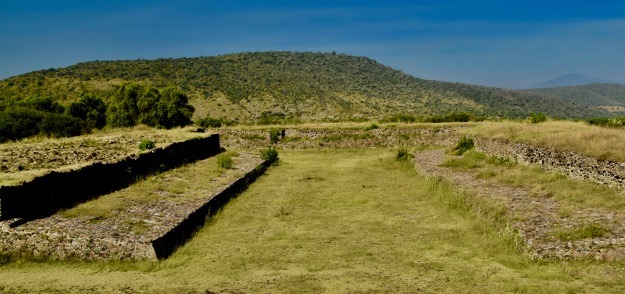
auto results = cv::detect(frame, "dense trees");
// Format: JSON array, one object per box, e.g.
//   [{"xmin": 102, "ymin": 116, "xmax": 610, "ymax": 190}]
[
  {"xmin": 67, "ymin": 94, "xmax": 107, "ymax": 129},
  {"xmin": 107, "ymin": 83, "xmax": 194, "ymax": 129},
  {"xmin": 0, "ymin": 83, "xmax": 195, "ymax": 143}
]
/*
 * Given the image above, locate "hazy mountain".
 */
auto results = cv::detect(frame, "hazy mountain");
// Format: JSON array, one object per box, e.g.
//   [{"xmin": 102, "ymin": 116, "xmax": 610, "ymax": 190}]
[
  {"xmin": 525, "ymin": 83, "xmax": 625, "ymax": 114},
  {"xmin": 526, "ymin": 73, "xmax": 622, "ymax": 89},
  {"xmin": 0, "ymin": 52, "xmax": 607, "ymax": 121}
]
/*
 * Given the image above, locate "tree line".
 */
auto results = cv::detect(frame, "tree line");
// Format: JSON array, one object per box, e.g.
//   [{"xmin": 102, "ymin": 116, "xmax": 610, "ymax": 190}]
[{"xmin": 0, "ymin": 83, "xmax": 194, "ymax": 143}]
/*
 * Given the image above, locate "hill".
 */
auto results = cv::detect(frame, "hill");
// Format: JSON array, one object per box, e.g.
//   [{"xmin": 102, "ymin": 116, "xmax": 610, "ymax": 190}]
[
  {"xmin": 0, "ymin": 52, "xmax": 606, "ymax": 122},
  {"xmin": 525, "ymin": 83, "xmax": 625, "ymax": 114},
  {"xmin": 526, "ymin": 73, "xmax": 622, "ymax": 89}
]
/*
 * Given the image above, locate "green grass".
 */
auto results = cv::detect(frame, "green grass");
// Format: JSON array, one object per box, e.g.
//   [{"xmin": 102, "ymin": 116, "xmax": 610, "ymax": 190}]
[
  {"xmin": 442, "ymin": 150, "xmax": 625, "ymax": 213},
  {"xmin": 60, "ymin": 152, "xmax": 244, "ymax": 220},
  {"xmin": 1, "ymin": 150, "xmax": 625, "ymax": 292}
]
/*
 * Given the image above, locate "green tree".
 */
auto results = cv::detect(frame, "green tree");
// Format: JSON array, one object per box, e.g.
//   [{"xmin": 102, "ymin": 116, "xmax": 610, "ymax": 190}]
[
  {"xmin": 19, "ymin": 96, "xmax": 65, "ymax": 113},
  {"xmin": 106, "ymin": 83, "xmax": 141, "ymax": 127},
  {"xmin": 154, "ymin": 86, "xmax": 194, "ymax": 128},
  {"xmin": 137, "ymin": 86, "xmax": 161, "ymax": 127},
  {"xmin": 67, "ymin": 94, "xmax": 107, "ymax": 129}
]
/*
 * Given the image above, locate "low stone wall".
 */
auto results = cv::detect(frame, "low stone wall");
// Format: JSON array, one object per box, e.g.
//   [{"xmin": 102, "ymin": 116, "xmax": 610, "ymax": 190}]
[
  {"xmin": 474, "ymin": 137, "xmax": 625, "ymax": 189},
  {"xmin": 220, "ymin": 126, "xmax": 463, "ymax": 150},
  {"xmin": 0, "ymin": 153, "xmax": 272, "ymax": 260},
  {"xmin": 0, "ymin": 135, "xmax": 222, "ymax": 221}
]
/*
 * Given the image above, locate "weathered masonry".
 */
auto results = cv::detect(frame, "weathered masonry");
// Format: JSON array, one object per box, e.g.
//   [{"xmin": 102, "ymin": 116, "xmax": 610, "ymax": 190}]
[{"xmin": 0, "ymin": 135, "xmax": 222, "ymax": 221}]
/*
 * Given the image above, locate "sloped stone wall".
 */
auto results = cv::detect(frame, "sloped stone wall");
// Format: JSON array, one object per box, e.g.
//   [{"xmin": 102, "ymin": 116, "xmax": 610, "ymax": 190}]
[
  {"xmin": 474, "ymin": 137, "xmax": 625, "ymax": 189},
  {"xmin": 0, "ymin": 135, "xmax": 221, "ymax": 221}
]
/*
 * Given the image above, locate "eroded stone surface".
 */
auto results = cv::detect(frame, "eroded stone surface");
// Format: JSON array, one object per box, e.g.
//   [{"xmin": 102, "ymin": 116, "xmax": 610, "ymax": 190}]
[
  {"xmin": 0, "ymin": 153, "xmax": 264, "ymax": 260},
  {"xmin": 414, "ymin": 149, "xmax": 625, "ymax": 260}
]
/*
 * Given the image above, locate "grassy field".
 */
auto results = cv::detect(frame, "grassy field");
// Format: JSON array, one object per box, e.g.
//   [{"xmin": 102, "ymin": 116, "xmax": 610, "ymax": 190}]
[
  {"xmin": 1, "ymin": 149, "xmax": 625, "ymax": 293},
  {"xmin": 463, "ymin": 120, "xmax": 625, "ymax": 162}
]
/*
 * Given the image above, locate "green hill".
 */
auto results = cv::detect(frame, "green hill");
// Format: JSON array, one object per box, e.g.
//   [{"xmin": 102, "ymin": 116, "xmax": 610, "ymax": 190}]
[
  {"xmin": 525, "ymin": 83, "xmax": 625, "ymax": 114},
  {"xmin": 0, "ymin": 52, "xmax": 606, "ymax": 122}
]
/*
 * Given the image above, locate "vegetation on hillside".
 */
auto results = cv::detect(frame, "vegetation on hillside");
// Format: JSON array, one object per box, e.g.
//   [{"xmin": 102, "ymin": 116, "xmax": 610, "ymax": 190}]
[
  {"xmin": 525, "ymin": 83, "xmax": 625, "ymax": 114},
  {"xmin": 0, "ymin": 52, "xmax": 605, "ymax": 123},
  {"xmin": 0, "ymin": 83, "xmax": 194, "ymax": 143}
]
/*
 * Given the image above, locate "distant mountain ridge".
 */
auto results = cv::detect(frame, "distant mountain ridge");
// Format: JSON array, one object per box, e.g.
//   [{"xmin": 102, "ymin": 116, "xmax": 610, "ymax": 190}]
[
  {"xmin": 0, "ymin": 52, "xmax": 610, "ymax": 121},
  {"xmin": 524, "ymin": 83, "xmax": 625, "ymax": 114},
  {"xmin": 526, "ymin": 73, "xmax": 623, "ymax": 89}
]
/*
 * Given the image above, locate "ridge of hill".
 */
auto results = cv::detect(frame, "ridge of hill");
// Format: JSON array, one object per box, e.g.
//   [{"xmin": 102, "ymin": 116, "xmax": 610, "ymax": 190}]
[
  {"xmin": 526, "ymin": 73, "xmax": 622, "ymax": 89},
  {"xmin": 0, "ymin": 52, "xmax": 606, "ymax": 121},
  {"xmin": 525, "ymin": 83, "xmax": 625, "ymax": 114}
]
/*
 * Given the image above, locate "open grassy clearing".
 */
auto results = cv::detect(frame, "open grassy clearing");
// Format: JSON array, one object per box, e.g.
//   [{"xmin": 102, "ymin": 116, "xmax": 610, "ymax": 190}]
[
  {"xmin": 0, "ymin": 149, "xmax": 625, "ymax": 292},
  {"xmin": 442, "ymin": 150, "xmax": 625, "ymax": 214},
  {"xmin": 463, "ymin": 121, "xmax": 625, "ymax": 162}
]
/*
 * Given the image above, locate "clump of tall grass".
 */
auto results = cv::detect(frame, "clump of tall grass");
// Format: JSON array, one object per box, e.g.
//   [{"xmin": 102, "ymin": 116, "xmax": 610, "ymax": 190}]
[
  {"xmin": 451, "ymin": 136, "xmax": 474, "ymax": 155},
  {"xmin": 396, "ymin": 147, "xmax": 414, "ymax": 162}
]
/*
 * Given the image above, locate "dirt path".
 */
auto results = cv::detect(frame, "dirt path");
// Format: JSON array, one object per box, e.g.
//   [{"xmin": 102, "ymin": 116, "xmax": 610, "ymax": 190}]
[{"xmin": 414, "ymin": 149, "xmax": 625, "ymax": 260}]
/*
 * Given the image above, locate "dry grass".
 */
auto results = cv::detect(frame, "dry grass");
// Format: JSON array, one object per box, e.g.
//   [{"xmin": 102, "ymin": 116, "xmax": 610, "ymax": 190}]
[
  {"xmin": 443, "ymin": 150, "xmax": 625, "ymax": 213},
  {"xmin": 60, "ymin": 152, "xmax": 246, "ymax": 219},
  {"xmin": 1, "ymin": 150, "xmax": 625, "ymax": 292},
  {"xmin": 463, "ymin": 120, "xmax": 625, "ymax": 162}
]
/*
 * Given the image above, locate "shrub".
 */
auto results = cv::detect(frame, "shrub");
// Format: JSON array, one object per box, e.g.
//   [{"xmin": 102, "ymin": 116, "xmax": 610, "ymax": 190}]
[
  {"xmin": 196, "ymin": 116, "xmax": 222, "ymax": 128},
  {"xmin": 37, "ymin": 113, "xmax": 87, "ymax": 138},
  {"xmin": 425, "ymin": 112, "xmax": 472, "ymax": 123},
  {"xmin": 587, "ymin": 117, "xmax": 625, "ymax": 128},
  {"xmin": 396, "ymin": 147, "xmax": 414, "ymax": 162},
  {"xmin": 0, "ymin": 108, "xmax": 88, "ymax": 142},
  {"xmin": 106, "ymin": 83, "xmax": 141, "ymax": 128},
  {"xmin": 19, "ymin": 96, "xmax": 65, "ymax": 114},
  {"xmin": 217, "ymin": 154, "xmax": 234, "ymax": 169},
  {"xmin": 107, "ymin": 83, "xmax": 195, "ymax": 129},
  {"xmin": 269, "ymin": 128, "xmax": 281, "ymax": 144},
  {"xmin": 67, "ymin": 94, "xmax": 107, "ymax": 129},
  {"xmin": 452, "ymin": 136, "xmax": 474, "ymax": 155},
  {"xmin": 138, "ymin": 139, "xmax": 156, "ymax": 151},
  {"xmin": 529, "ymin": 112, "xmax": 547, "ymax": 123},
  {"xmin": 260, "ymin": 147, "xmax": 279, "ymax": 162},
  {"xmin": 381, "ymin": 114, "xmax": 418, "ymax": 123},
  {"xmin": 364, "ymin": 123, "xmax": 379, "ymax": 131},
  {"xmin": 0, "ymin": 108, "xmax": 43, "ymax": 142}
]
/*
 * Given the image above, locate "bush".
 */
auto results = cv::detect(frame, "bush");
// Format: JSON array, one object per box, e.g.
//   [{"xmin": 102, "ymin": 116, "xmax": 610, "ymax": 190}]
[
  {"xmin": 452, "ymin": 136, "xmax": 474, "ymax": 155},
  {"xmin": 19, "ymin": 96, "xmax": 65, "ymax": 114},
  {"xmin": 426, "ymin": 112, "xmax": 473, "ymax": 123},
  {"xmin": 217, "ymin": 153, "xmax": 234, "ymax": 169},
  {"xmin": 107, "ymin": 83, "xmax": 195, "ymax": 129},
  {"xmin": 269, "ymin": 128, "xmax": 281, "ymax": 144},
  {"xmin": 196, "ymin": 116, "xmax": 222, "ymax": 128},
  {"xmin": 364, "ymin": 123, "xmax": 379, "ymax": 131},
  {"xmin": 260, "ymin": 147, "xmax": 279, "ymax": 162},
  {"xmin": 381, "ymin": 114, "xmax": 418, "ymax": 123},
  {"xmin": 37, "ymin": 113, "xmax": 87, "ymax": 138},
  {"xmin": 396, "ymin": 147, "xmax": 414, "ymax": 162},
  {"xmin": 587, "ymin": 117, "xmax": 625, "ymax": 128},
  {"xmin": 138, "ymin": 139, "xmax": 156, "ymax": 151},
  {"xmin": 0, "ymin": 108, "xmax": 43, "ymax": 142},
  {"xmin": 67, "ymin": 94, "xmax": 107, "ymax": 129},
  {"xmin": 0, "ymin": 108, "xmax": 88, "ymax": 142},
  {"xmin": 529, "ymin": 112, "xmax": 547, "ymax": 123}
]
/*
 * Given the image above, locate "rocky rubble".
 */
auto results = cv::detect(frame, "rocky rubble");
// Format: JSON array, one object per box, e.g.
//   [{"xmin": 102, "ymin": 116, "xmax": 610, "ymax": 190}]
[
  {"xmin": 414, "ymin": 149, "xmax": 625, "ymax": 260},
  {"xmin": 0, "ymin": 153, "xmax": 265, "ymax": 260},
  {"xmin": 474, "ymin": 137, "xmax": 625, "ymax": 190},
  {"xmin": 220, "ymin": 126, "xmax": 463, "ymax": 149}
]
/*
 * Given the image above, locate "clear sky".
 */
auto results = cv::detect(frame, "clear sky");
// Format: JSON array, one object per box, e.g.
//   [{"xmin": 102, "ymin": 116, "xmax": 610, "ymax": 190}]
[{"xmin": 1, "ymin": 0, "xmax": 625, "ymax": 88}]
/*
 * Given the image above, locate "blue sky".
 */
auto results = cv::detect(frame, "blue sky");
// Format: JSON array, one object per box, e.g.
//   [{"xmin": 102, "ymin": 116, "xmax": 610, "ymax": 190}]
[{"xmin": 1, "ymin": 0, "xmax": 625, "ymax": 88}]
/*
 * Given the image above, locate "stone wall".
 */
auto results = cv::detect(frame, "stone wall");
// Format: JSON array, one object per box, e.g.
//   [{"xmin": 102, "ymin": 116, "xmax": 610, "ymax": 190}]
[
  {"xmin": 0, "ymin": 135, "xmax": 222, "ymax": 221},
  {"xmin": 474, "ymin": 137, "xmax": 625, "ymax": 189},
  {"xmin": 0, "ymin": 153, "xmax": 271, "ymax": 261}
]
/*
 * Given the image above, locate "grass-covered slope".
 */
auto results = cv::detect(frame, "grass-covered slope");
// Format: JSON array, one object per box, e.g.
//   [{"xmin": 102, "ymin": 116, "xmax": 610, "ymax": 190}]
[
  {"xmin": 525, "ymin": 83, "xmax": 625, "ymax": 114},
  {"xmin": 0, "ymin": 52, "xmax": 604, "ymax": 122}
]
